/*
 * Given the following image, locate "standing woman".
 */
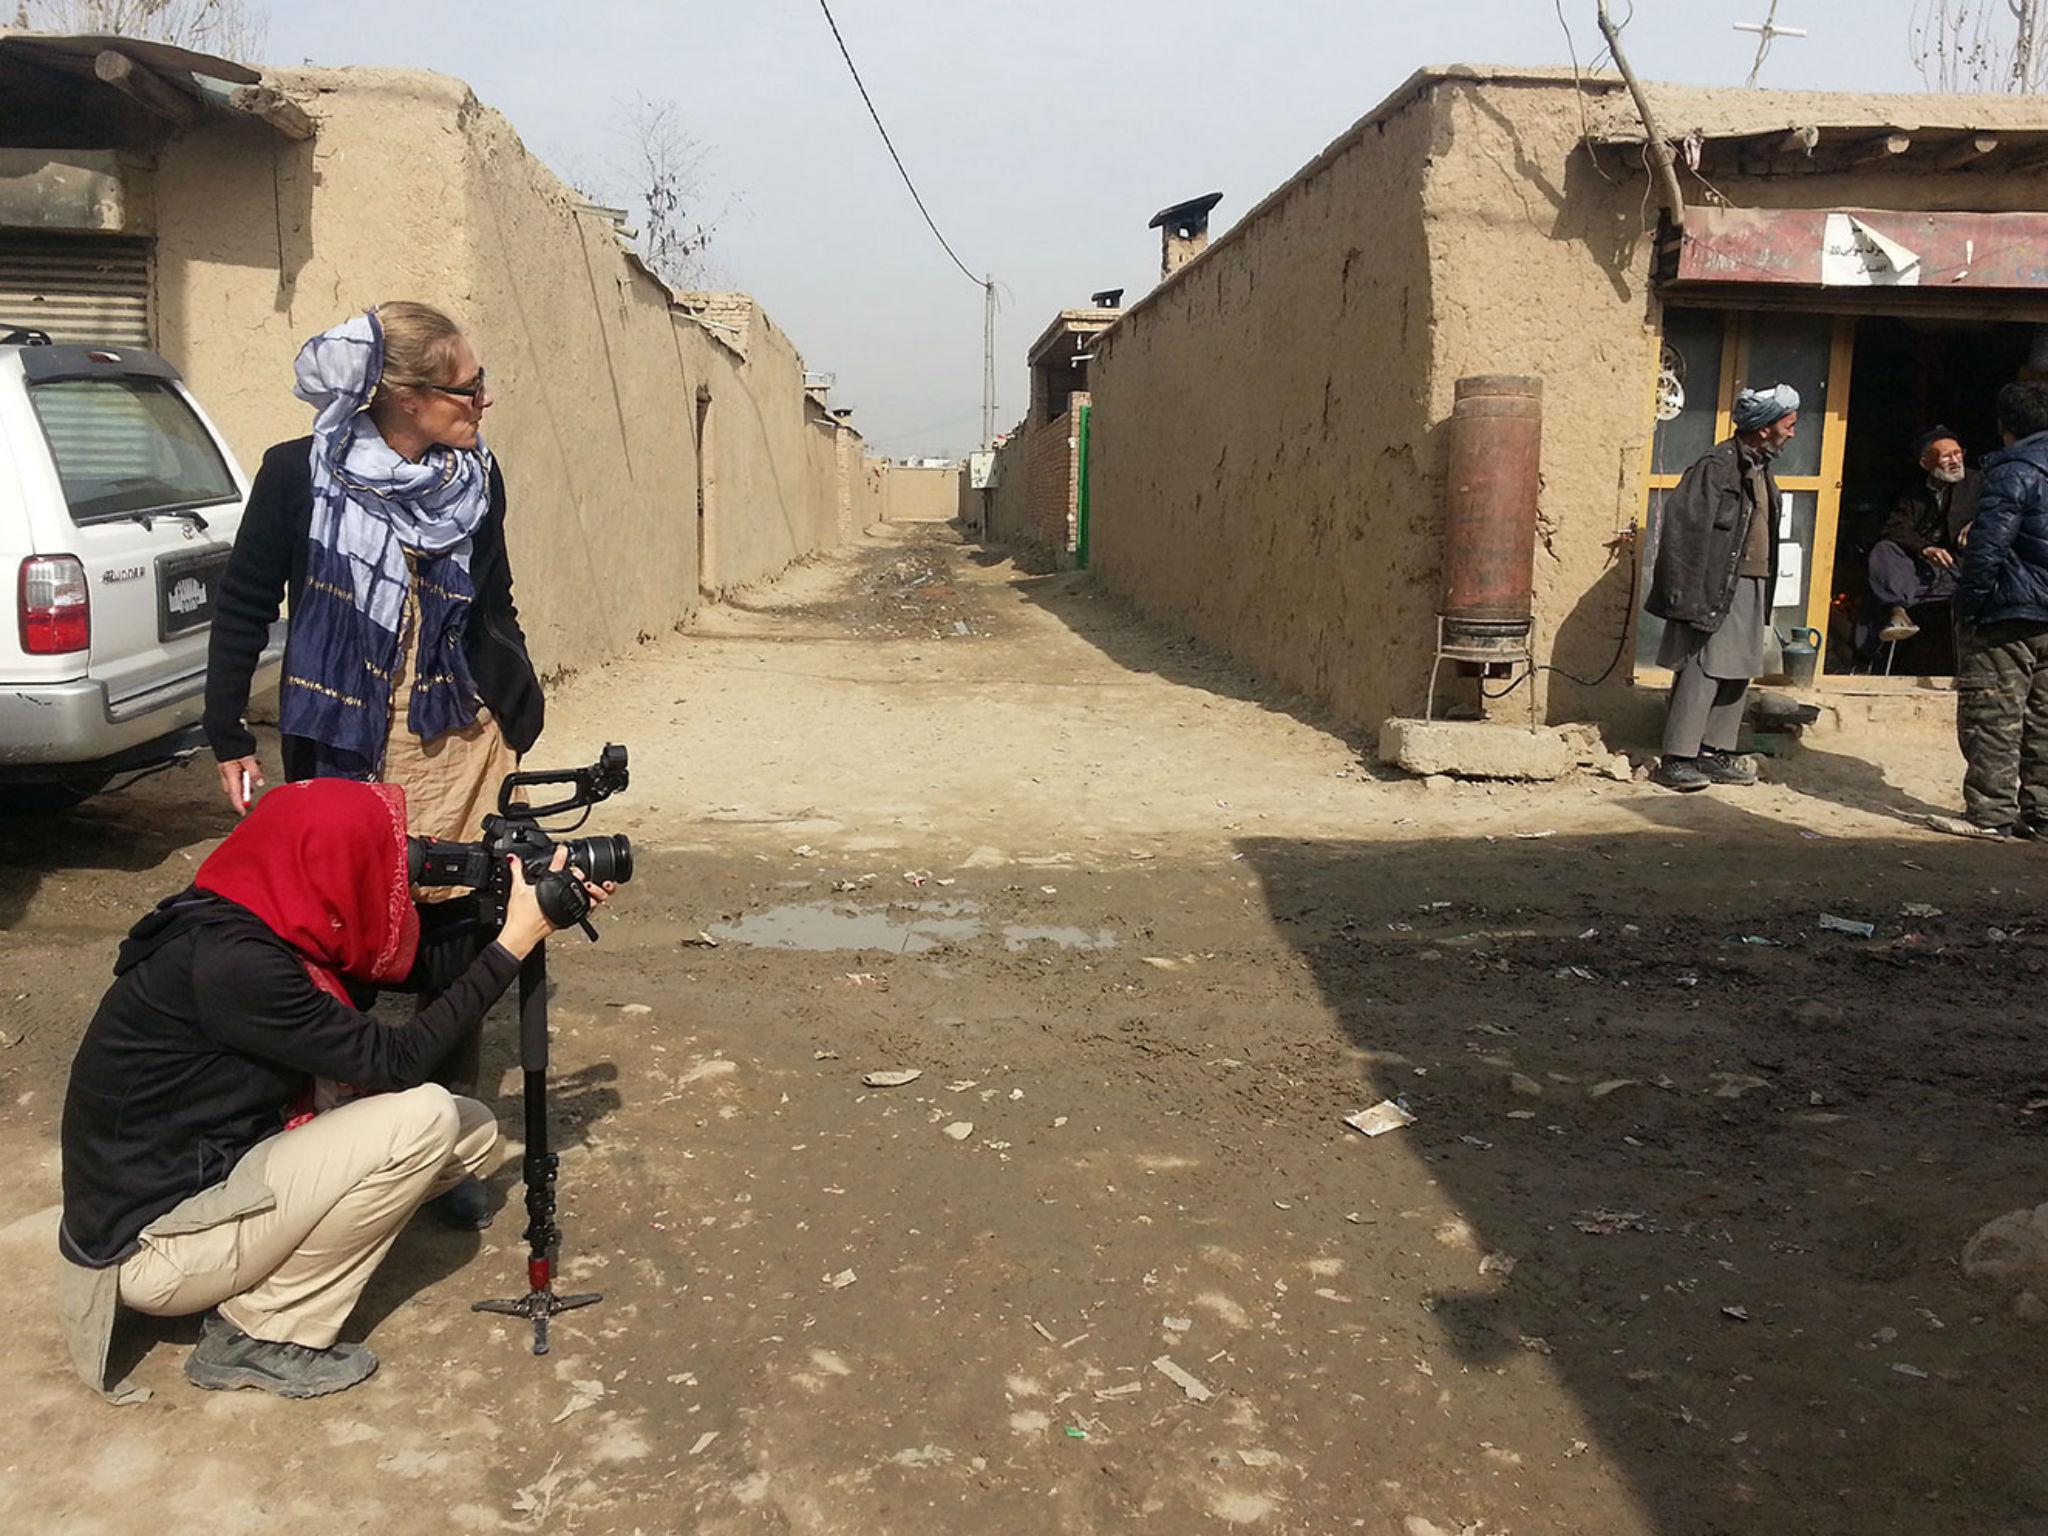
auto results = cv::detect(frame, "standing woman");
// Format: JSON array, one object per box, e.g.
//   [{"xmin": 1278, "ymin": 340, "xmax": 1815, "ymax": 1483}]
[{"xmin": 205, "ymin": 303, "xmax": 543, "ymax": 1224}]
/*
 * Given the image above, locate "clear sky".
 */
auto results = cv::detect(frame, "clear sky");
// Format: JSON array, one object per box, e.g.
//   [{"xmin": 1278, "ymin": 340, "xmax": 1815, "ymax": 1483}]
[{"xmin": 263, "ymin": 2, "xmax": 1935, "ymax": 458}]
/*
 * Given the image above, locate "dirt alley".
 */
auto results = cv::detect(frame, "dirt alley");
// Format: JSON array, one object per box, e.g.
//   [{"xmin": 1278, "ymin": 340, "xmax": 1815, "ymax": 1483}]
[{"xmin": 5, "ymin": 524, "xmax": 2048, "ymax": 1535}]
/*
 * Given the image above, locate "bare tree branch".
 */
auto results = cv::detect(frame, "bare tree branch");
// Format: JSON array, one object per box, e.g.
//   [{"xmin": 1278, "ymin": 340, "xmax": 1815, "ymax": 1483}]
[
  {"xmin": 13, "ymin": 0, "xmax": 268, "ymax": 59},
  {"xmin": 1910, "ymin": 0, "xmax": 2047, "ymax": 92},
  {"xmin": 615, "ymin": 95, "xmax": 726, "ymax": 291}
]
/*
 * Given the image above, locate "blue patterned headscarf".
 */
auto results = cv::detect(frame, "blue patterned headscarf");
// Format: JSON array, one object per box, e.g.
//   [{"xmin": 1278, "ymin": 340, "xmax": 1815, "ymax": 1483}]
[
  {"xmin": 1732, "ymin": 383, "xmax": 1800, "ymax": 433},
  {"xmin": 280, "ymin": 309, "xmax": 495, "ymax": 778}
]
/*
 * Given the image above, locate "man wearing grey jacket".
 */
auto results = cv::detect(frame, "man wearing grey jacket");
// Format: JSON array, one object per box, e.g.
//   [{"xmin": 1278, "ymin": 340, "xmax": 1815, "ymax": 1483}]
[{"xmin": 1644, "ymin": 384, "xmax": 1800, "ymax": 793}]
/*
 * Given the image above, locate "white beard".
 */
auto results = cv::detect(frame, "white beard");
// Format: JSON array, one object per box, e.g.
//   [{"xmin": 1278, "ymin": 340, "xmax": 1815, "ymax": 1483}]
[{"xmin": 1929, "ymin": 464, "xmax": 1967, "ymax": 485}]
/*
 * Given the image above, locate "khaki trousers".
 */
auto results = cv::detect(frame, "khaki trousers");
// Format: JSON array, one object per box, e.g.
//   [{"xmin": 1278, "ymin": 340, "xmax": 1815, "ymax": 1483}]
[{"xmin": 117, "ymin": 1085, "xmax": 498, "ymax": 1349}]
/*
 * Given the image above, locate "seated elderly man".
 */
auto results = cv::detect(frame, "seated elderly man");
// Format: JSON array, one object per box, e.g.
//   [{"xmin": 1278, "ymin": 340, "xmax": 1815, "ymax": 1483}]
[{"xmin": 1872, "ymin": 426, "xmax": 1979, "ymax": 644}]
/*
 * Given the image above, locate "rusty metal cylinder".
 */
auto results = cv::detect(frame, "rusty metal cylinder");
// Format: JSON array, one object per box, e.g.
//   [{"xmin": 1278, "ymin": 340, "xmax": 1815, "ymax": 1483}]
[{"xmin": 1441, "ymin": 375, "xmax": 1542, "ymax": 650}]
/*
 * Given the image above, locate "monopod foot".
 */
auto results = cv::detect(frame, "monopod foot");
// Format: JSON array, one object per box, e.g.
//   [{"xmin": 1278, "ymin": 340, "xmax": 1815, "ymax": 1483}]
[{"xmin": 472, "ymin": 1288, "xmax": 603, "ymax": 1356}]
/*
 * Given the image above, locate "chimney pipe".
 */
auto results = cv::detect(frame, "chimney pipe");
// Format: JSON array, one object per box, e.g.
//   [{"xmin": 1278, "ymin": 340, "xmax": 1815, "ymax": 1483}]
[{"xmin": 1147, "ymin": 192, "xmax": 1223, "ymax": 280}]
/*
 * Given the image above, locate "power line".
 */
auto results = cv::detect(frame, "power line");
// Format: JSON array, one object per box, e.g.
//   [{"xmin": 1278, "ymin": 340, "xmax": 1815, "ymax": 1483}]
[
  {"xmin": 870, "ymin": 405, "xmax": 987, "ymax": 445},
  {"xmin": 815, "ymin": 0, "xmax": 981, "ymax": 287}
]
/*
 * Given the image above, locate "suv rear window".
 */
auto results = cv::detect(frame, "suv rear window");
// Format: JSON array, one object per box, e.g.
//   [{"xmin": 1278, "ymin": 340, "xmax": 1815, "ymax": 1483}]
[{"xmin": 26, "ymin": 376, "xmax": 237, "ymax": 524}]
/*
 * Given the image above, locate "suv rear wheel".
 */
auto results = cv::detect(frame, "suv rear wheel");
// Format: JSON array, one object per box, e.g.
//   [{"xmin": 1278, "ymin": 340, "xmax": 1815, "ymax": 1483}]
[{"xmin": 3, "ymin": 775, "xmax": 112, "ymax": 814}]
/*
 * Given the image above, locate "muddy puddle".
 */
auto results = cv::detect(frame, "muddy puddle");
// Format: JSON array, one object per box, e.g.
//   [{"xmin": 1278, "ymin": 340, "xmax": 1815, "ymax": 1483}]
[{"xmin": 1000, "ymin": 924, "xmax": 1118, "ymax": 952}]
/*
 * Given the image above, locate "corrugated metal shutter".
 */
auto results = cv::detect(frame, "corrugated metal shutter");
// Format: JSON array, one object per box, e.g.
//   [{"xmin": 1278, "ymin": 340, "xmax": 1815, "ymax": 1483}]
[{"xmin": 0, "ymin": 232, "xmax": 152, "ymax": 347}]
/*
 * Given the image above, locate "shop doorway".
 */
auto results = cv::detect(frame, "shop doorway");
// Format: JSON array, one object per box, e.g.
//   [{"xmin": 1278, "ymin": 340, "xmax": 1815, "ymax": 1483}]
[
  {"xmin": 1825, "ymin": 315, "xmax": 2034, "ymax": 677},
  {"xmin": 1637, "ymin": 307, "xmax": 1849, "ymax": 682},
  {"xmin": 1639, "ymin": 303, "xmax": 2046, "ymax": 691}
]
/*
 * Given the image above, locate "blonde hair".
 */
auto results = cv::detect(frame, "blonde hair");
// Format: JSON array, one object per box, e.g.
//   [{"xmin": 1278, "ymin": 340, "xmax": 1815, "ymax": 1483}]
[{"xmin": 370, "ymin": 301, "xmax": 467, "ymax": 396}]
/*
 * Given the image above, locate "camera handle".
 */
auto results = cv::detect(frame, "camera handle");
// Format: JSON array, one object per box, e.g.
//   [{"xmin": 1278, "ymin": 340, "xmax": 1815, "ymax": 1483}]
[
  {"xmin": 497, "ymin": 743, "xmax": 629, "ymax": 821},
  {"xmin": 471, "ymin": 941, "xmax": 602, "ymax": 1353}
]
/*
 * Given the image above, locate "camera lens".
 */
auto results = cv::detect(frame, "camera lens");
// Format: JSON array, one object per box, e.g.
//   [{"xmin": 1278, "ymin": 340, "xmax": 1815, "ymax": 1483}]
[{"xmin": 563, "ymin": 834, "xmax": 633, "ymax": 886}]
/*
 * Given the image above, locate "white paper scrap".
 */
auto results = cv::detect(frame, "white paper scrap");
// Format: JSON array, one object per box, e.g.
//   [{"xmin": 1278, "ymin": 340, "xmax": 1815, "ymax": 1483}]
[
  {"xmin": 1343, "ymin": 1100, "xmax": 1417, "ymax": 1137},
  {"xmin": 1152, "ymin": 1355, "xmax": 1214, "ymax": 1403}
]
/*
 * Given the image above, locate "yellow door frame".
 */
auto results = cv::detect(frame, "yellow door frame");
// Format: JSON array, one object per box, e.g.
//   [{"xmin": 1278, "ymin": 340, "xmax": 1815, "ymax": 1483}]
[{"xmin": 1638, "ymin": 308, "xmax": 1855, "ymax": 685}]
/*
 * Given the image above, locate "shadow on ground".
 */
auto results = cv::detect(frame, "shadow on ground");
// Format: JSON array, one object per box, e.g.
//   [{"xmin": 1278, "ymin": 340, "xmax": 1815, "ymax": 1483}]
[
  {"xmin": 1238, "ymin": 813, "xmax": 2048, "ymax": 1535},
  {"xmin": 1766, "ymin": 737, "xmax": 1958, "ymax": 825},
  {"xmin": 996, "ymin": 562, "xmax": 1376, "ymax": 759},
  {"xmin": 0, "ymin": 763, "xmax": 232, "ymax": 931}
]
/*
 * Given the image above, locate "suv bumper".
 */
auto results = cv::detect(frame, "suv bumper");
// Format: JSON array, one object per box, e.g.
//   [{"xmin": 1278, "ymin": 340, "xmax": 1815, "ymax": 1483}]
[{"xmin": 0, "ymin": 649, "xmax": 281, "ymax": 772}]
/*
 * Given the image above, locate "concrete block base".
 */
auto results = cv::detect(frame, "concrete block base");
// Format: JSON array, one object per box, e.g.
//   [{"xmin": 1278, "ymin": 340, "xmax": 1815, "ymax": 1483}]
[{"xmin": 1378, "ymin": 717, "xmax": 1577, "ymax": 781}]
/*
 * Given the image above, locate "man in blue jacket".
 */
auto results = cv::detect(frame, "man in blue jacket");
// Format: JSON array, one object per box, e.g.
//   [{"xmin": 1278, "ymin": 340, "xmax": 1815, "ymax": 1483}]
[{"xmin": 1938, "ymin": 381, "xmax": 2048, "ymax": 838}]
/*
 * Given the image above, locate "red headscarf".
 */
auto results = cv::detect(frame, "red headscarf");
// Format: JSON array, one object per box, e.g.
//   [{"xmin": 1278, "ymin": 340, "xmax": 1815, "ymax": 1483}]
[{"xmin": 195, "ymin": 780, "xmax": 420, "ymax": 1002}]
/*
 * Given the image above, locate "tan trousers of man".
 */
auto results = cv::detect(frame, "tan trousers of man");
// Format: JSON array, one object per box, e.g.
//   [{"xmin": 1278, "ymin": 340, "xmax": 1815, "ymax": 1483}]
[{"xmin": 117, "ymin": 1085, "xmax": 498, "ymax": 1348}]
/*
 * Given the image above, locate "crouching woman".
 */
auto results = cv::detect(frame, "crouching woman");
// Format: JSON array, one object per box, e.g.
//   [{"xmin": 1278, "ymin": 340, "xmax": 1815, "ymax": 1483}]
[{"xmin": 56, "ymin": 780, "xmax": 612, "ymax": 1402}]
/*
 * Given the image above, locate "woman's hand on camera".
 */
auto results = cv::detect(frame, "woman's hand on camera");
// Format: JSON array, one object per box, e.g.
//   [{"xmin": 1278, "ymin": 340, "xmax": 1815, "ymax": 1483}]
[{"xmin": 498, "ymin": 847, "xmax": 617, "ymax": 959}]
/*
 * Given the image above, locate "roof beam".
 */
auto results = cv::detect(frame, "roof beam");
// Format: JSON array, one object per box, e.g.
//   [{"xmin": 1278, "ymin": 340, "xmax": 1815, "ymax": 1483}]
[
  {"xmin": 1929, "ymin": 133, "xmax": 2001, "ymax": 169},
  {"xmin": 91, "ymin": 47, "xmax": 200, "ymax": 127},
  {"xmin": 1843, "ymin": 131, "xmax": 1914, "ymax": 166},
  {"xmin": 227, "ymin": 83, "xmax": 314, "ymax": 140}
]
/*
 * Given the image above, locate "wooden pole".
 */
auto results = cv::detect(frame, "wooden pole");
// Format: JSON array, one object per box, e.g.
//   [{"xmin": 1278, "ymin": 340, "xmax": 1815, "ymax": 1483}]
[
  {"xmin": 1596, "ymin": 0, "xmax": 1686, "ymax": 234},
  {"xmin": 92, "ymin": 49, "xmax": 201, "ymax": 127},
  {"xmin": 982, "ymin": 276, "xmax": 995, "ymax": 451}
]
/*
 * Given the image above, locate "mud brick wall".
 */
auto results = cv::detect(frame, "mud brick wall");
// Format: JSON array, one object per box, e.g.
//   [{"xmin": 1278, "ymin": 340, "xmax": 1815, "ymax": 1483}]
[{"xmin": 149, "ymin": 65, "xmax": 865, "ymax": 706}]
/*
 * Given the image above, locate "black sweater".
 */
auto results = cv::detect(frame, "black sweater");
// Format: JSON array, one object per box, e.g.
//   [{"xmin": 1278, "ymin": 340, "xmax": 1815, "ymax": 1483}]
[
  {"xmin": 58, "ymin": 892, "xmax": 520, "ymax": 1268},
  {"xmin": 204, "ymin": 436, "xmax": 544, "ymax": 779}
]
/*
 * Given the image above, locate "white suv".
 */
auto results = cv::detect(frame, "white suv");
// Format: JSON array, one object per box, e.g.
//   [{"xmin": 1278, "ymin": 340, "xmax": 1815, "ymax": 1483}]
[{"xmin": 0, "ymin": 328, "xmax": 280, "ymax": 809}]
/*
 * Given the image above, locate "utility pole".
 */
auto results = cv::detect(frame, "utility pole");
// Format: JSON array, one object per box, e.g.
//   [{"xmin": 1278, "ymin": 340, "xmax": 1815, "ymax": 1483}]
[
  {"xmin": 1735, "ymin": 2, "xmax": 1808, "ymax": 88},
  {"xmin": 982, "ymin": 275, "xmax": 996, "ymax": 449},
  {"xmin": 1597, "ymin": 0, "xmax": 1686, "ymax": 233}
]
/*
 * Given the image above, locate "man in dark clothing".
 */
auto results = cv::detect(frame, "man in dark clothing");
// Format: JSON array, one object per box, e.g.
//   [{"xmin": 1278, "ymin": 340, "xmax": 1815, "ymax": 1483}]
[
  {"xmin": 1645, "ymin": 383, "xmax": 1799, "ymax": 793},
  {"xmin": 1871, "ymin": 427, "xmax": 1979, "ymax": 643},
  {"xmin": 1933, "ymin": 382, "xmax": 2048, "ymax": 838}
]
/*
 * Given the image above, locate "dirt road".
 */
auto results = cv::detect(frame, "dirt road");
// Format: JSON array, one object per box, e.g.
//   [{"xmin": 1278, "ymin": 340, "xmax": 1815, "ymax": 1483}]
[{"xmin": 5, "ymin": 525, "xmax": 2048, "ymax": 1535}]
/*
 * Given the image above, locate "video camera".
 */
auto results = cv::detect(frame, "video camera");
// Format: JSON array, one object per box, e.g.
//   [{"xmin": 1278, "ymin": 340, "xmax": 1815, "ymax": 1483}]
[{"xmin": 407, "ymin": 744, "xmax": 635, "ymax": 940}]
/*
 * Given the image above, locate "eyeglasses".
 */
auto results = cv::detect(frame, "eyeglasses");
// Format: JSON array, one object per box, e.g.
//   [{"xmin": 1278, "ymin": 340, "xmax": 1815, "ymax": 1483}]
[{"xmin": 428, "ymin": 368, "xmax": 487, "ymax": 400}]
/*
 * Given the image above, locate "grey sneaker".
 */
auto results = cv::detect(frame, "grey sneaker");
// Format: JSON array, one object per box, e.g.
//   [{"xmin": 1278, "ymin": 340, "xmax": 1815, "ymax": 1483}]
[
  {"xmin": 1652, "ymin": 756, "xmax": 1712, "ymax": 793},
  {"xmin": 185, "ymin": 1315, "xmax": 378, "ymax": 1398},
  {"xmin": 1698, "ymin": 748, "xmax": 1759, "ymax": 786},
  {"xmin": 1880, "ymin": 606, "xmax": 1921, "ymax": 643}
]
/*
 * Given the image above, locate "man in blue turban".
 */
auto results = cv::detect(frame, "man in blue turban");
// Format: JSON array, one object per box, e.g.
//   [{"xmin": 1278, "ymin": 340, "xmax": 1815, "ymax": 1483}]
[{"xmin": 1643, "ymin": 383, "xmax": 1801, "ymax": 792}]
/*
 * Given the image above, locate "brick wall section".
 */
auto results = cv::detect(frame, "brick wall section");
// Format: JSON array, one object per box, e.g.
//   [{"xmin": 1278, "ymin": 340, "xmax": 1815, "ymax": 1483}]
[
  {"xmin": 1024, "ymin": 400, "xmax": 1084, "ymax": 554},
  {"xmin": 677, "ymin": 291, "xmax": 754, "ymax": 357},
  {"xmin": 980, "ymin": 406, "xmax": 1085, "ymax": 564},
  {"xmin": 834, "ymin": 427, "xmax": 855, "ymax": 540}
]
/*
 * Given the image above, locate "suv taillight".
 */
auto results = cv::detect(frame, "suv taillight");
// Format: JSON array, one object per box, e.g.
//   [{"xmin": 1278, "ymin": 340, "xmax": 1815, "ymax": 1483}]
[{"xmin": 19, "ymin": 556, "xmax": 90, "ymax": 655}]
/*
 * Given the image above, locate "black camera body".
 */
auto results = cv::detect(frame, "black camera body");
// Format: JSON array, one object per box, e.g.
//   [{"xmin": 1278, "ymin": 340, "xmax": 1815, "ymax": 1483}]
[{"xmin": 408, "ymin": 744, "xmax": 634, "ymax": 939}]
